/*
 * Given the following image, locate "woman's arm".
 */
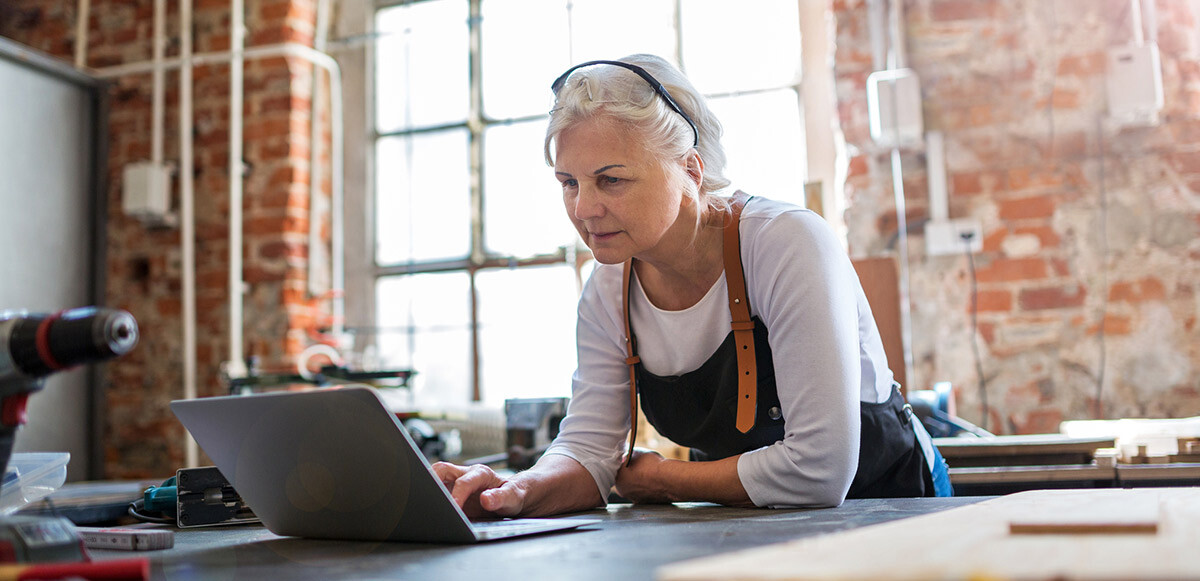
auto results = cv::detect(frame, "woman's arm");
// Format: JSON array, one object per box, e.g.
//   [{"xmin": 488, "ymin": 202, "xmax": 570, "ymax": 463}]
[
  {"xmin": 735, "ymin": 205, "xmax": 863, "ymax": 508},
  {"xmin": 432, "ymin": 454, "xmax": 605, "ymax": 518},
  {"xmin": 615, "ymin": 450, "xmax": 753, "ymax": 507}
]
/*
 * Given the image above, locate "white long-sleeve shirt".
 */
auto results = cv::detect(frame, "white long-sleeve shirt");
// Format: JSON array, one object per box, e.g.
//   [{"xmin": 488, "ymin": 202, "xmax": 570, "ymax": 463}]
[{"xmin": 543, "ymin": 196, "xmax": 894, "ymax": 508}]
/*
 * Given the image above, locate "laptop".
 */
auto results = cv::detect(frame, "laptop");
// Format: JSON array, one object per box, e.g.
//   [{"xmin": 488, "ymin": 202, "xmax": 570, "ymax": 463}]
[{"xmin": 170, "ymin": 386, "xmax": 600, "ymax": 543}]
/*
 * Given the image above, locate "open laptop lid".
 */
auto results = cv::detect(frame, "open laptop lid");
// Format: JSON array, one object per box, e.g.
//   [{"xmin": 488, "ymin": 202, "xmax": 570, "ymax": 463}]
[{"xmin": 171, "ymin": 386, "xmax": 485, "ymax": 543}]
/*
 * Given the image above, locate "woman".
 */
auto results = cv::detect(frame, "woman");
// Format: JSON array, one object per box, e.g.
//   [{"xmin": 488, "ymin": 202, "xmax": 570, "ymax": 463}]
[{"xmin": 432, "ymin": 54, "xmax": 951, "ymax": 518}]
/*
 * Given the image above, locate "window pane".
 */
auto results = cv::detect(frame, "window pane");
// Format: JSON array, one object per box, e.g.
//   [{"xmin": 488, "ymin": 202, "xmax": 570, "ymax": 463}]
[
  {"xmin": 476, "ymin": 265, "xmax": 578, "ymax": 406},
  {"xmin": 376, "ymin": 272, "xmax": 472, "ymax": 409},
  {"xmin": 376, "ymin": 130, "xmax": 471, "ymax": 264},
  {"xmin": 480, "ymin": 0, "xmax": 572, "ymax": 120},
  {"xmin": 680, "ymin": 0, "xmax": 800, "ymax": 94},
  {"xmin": 569, "ymin": 0, "xmax": 676, "ymax": 63},
  {"xmin": 483, "ymin": 120, "xmax": 580, "ymax": 257},
  {"xmin": 709, "ymin": 90, "xmax": 806, "ymax": 204},
  {"xmin": 376, "ymin": 0, "xmax": 469, "ymax": 132}
]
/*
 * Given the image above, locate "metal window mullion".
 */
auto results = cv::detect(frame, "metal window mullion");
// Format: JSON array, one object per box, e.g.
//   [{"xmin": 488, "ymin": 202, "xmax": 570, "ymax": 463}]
[{"xmin": 467, "ymin": 0, "xmax": 485, "ymax": 402}]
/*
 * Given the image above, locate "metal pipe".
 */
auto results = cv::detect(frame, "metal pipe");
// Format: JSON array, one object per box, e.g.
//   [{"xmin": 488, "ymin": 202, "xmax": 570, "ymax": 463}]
[
  {"xmin": 309, "ymin": 0, "xmax": 331, "ymax": 302},
  {"xmin": 74, "ymin": 0, "xmax": 89, "ymax": 68},
  {"xmin": 94, "ymin": 41, "xmax": 347, "ymax": 366},
  {"xmin": 890, "ymin": 148, "xmax": 916, "ymax": 391},
  {"xmin": 227, "ymin": 0, "xmax": 247, "ymax": 380},
  {"xmin": 179, "ymin": 0, "xmax": 198, "ymax": 468},
  {"xmin": 1130, "ymin": 0, "xmax": 1145, "ymax": 46},
  {"xmin": 926, "ymin": 131, "xmax": 948, "ymax": 223},
  {"xmin": 887, "ymin": 0, "xmax": 907, "ymax": 70},
  {"xmin": 152, "ymin": 0, "xmax": 165, "ymax": 165}
]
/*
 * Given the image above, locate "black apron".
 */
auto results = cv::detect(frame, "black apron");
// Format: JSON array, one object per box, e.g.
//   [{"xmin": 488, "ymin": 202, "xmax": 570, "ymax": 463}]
[{"xmin": 622, "ymin": 193, "xmax": 932, "ymax": 499}]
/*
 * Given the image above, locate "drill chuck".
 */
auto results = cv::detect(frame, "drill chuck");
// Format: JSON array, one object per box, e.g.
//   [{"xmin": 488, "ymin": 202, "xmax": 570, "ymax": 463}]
[{"xmin": 0, "ymin": 307, "xmax": 139, "ymax": 381}]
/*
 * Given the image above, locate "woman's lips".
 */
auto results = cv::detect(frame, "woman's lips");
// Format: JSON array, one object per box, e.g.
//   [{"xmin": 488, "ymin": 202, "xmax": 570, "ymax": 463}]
[{"xmin": 590, "ymin": 230, "xmax": 619, "ymax": 242}]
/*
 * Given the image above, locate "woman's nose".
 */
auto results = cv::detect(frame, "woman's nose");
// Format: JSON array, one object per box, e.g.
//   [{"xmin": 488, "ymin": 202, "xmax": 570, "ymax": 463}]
[{"xmin": 571, "ymin": 186, "xmax": 604, "ymax": 221}]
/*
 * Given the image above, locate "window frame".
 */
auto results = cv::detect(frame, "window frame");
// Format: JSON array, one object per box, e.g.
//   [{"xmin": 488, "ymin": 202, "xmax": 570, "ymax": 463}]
[{"xmin": 356, "ymin": 0, "xmax": 836, "ymax": 404}]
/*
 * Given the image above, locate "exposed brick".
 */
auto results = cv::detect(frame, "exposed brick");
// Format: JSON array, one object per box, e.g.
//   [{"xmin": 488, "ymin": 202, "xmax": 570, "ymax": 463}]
[
  {"xmin": 1088, "ymin": 313, "xmax": 1133, "ymax": 336},
  {"xmin": 1057, "ymin": 52, "xmax": 1106, "ymax": 78},
  {"xmin": 1013, "ymin": 225, "xmax": 1061, "ymax": 249},
  {"xmin": 1009, "ymin": 407, "xmax": 1064, "ymax": 435},
  {"xmin": 974, "ymin": 289, "xmax": 1014, "ymax": 312},
  {"xmin": 1109, "ymin": 276, "xmax": 1168, "ymax": 303},
  {"xmin": 952, "ymin": 171, "xmax": 984, "ymax": 195},
  {"xmin": 847, "ymin": 155, "xmax": 868, "ymax": 177},
  {"xmin": 998, "ymin": 194, "xmax": 1057, "ymax": 220},
  {"xmin": 156, "ymin": 298, "xmax": 181, "ymax": 317},
  {"xmin": 981, "ymin": 229, "xmax": 1006, "ymax": 253},
  {"xmin": 1172, "ymin": 151, "xmax": 1200, "ymax": 175},
  {"xmin": 1006, "ymin": 168, "xmax": 1065, "ymax": 191},
  {"xmin": 931, "ymin": 0, "xmax": 998, "ymax": 22},
  {"xmin": 976, "ymin": 257, "xmax": 1049, "ymax": 283},
  {"xmin": 1019, "ymin": 285, "xmax": 1087, "ymax": 311}
]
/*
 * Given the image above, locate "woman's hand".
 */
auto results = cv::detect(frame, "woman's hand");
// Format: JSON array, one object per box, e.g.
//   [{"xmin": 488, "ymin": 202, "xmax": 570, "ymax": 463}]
[
  {"xmin": 431, "ymin": 462, "xmax": 528, "ymax": 518},
  {"xmin": 614, "ymin": 449, "xmax": 672, "ymax": 504}
]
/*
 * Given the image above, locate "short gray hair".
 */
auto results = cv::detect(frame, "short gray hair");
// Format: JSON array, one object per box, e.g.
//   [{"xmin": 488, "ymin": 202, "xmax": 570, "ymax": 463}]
[{"xmin": 544, "ymin": 54, "xmax": 731, "ymax": 210}]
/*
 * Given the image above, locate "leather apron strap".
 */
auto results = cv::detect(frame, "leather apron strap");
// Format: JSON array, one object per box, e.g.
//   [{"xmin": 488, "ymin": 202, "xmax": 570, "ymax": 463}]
[
  {"xmin": 724, "ymin": 191, "xmax": 757, "ymax": 434},
  {"xmin": 621, "ymin": 191, "xmax": 758, "ymax": 464},
  {"xmin": 621, "ymin": 261, "xmax": 641, "ymax": 466}
]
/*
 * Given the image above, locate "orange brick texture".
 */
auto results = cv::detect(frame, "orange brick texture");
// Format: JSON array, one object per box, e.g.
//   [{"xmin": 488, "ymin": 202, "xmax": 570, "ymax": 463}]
[
  {"xmin": 835, "ymin": 0, "xmax": 1200, "ymax": 433},
  {"xmin": 1, "ymin": 0, "xmax": 332, "ymax": 478}
]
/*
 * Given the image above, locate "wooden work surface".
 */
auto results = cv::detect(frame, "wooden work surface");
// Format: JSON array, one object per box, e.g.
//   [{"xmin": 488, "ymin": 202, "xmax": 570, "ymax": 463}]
[
  {"xmin": 658, "ymin": 487, "xmax": 1200, "ymax": 581},
  {"xmin": 86, "ymin": 497, "xmax": 984, "ymax": 581}
]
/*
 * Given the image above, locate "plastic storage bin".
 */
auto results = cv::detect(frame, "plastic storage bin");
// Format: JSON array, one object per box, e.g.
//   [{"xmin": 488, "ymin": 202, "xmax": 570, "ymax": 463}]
[{"xmin": 0, "ymin": 452, "xmax": 70, "ymax": 515}]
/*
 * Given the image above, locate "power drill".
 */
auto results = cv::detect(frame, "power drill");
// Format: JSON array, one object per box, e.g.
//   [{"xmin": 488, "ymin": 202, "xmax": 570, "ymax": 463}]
[{"xmin": 0, "ymin": 307, "xmax": 139, "ymax": 480}]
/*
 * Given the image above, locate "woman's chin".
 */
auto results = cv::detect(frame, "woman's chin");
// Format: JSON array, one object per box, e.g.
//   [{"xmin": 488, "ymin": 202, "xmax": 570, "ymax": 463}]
[{"xmin": 587, "ymin": 248, "xmax": 630, "ymax": 265}]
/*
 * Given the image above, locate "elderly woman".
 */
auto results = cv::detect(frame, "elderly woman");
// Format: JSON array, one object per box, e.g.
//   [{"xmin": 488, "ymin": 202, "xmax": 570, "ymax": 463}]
[{"xmin": 433, "ymin": 54, "xmax": 951, "ymax": 518}]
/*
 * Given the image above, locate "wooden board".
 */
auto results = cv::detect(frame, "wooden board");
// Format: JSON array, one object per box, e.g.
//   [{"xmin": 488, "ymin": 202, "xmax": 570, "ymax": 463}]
[
  {"xmin": 933, "ymin": 434, "xmax": 1116, "ymax": 458},
  {"xmin": 657, "ymin": 488, "xmax": 1200, "ymax": 581}
]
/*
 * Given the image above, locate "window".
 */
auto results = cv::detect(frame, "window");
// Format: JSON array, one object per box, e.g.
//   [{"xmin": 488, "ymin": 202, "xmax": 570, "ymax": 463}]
[{"xmin": 372, "ymin": 0, "xmax": 805, "ymax": 409}]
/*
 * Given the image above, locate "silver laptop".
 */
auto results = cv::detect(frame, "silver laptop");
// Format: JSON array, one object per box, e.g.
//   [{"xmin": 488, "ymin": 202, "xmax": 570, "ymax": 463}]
[{"xmin": 170, "ymin": 386, "xmax": 600, "ymax": 543}]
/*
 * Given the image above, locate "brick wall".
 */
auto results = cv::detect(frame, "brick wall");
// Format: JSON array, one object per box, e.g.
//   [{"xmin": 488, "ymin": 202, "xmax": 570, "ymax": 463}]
[
  {"xmin": 0, "ymin": 0, "xmax": 330, "ymax": 478},
  {"xmin": 833, "ymin": 0, "xmax": 1200, "ymax": 433}
]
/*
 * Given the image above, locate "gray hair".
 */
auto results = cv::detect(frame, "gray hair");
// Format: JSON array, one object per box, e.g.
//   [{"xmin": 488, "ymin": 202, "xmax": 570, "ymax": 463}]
[{"xmin": 544, "ymin": 54, "xmax": 731, "ymax": 213}]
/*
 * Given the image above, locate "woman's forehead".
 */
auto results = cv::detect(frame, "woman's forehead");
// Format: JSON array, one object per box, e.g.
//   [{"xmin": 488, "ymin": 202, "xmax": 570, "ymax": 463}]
[{"xmin": 556, "ymin": 117, "xmax": 650, "ymax": 158}]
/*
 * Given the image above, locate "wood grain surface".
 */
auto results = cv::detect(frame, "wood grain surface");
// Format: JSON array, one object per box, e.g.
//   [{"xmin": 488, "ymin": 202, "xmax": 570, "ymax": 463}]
[{"xmin": 657, "ymin": 488, "xmax": 1200, "ymax": 581}]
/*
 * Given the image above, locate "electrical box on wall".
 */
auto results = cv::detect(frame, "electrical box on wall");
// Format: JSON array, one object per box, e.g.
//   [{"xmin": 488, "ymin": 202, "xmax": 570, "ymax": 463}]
[
  {"xmin": 122, "ymin": 161, "xmax": 173, "ymax": 224},
  {"xmin": 1106, "ymin": 43, "xmax": 1164, "ymax": 126},
  {"xmin": 867, "ymin": 68, "xmax": 924, "ymax": 149},
  {"xmin": 926, "ymin": 218, "xmax": 983, "ymax": 256}
]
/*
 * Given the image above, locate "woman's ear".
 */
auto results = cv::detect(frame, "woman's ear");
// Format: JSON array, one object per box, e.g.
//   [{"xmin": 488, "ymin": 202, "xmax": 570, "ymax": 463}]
[{"xmin": 684, "ymin": 150, "xmax": 704, "ymax": 189}]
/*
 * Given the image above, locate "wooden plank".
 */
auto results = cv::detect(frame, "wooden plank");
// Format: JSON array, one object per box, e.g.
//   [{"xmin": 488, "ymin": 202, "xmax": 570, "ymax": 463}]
[
  {"xmin": 1009, "ymin": 521, "xmax": 1158, "ymax": 535},
  {"xmin": 1116, "ymin": 463, "xmax": 1200, "ymax": 482},
  {"xmin": 933, "ymin": 434, "xmax": 1116, "ymax": 458},
  {"xmin": 657, "ymin": 488, "xmax": 1200, "ymax": 581},
  {"xmin": 948, "ymin": 463, "xmax": 1115, "ymax": 484},
  {"xmin": 851, "ymin": 256, "xmax": 905, "ymax": 392}
]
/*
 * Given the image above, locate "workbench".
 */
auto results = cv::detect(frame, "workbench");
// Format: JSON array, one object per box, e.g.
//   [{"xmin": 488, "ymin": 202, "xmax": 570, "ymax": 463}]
[{"xmin": 85, "ymin": 496, "xmax": 985, "ymax": 581}]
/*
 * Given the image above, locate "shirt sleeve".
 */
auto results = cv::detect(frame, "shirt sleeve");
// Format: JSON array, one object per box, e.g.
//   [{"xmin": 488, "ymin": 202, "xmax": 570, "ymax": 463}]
[
  {"xmin": 735, "ymin": 208, "xmax": 862, "ymax": 508},
  {"xmin": 542, "ymin": 265, "xmax": 629, "ymax": 500}
]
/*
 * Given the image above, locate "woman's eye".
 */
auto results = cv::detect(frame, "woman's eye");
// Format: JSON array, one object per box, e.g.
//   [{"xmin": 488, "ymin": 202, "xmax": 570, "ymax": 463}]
[
  {"xmin": 561, "ymin": 178, "xmax": 578, "ymax": 188},
  {"xmin": 601, "ymin": 176, "xmax": 622, "ymax": 185}
]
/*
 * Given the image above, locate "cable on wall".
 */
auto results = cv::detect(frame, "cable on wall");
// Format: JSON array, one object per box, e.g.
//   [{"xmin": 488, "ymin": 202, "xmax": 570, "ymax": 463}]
[{"xmin": 962, "ymin": 233, "xmax": 988, "ymax": 431}]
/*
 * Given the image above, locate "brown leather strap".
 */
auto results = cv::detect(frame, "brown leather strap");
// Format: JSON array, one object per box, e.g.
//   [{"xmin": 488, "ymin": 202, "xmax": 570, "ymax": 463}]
[
  {"xmin": 725, "ymin": 191, "xmax": 757, "ymax": 433},
  {"xmin": 620, "ymin": 191, "xmax": 758, "ymax": 463},
  {"xmin": 621, "ymin": 260, "xmax": 640, "ymax": 465}
]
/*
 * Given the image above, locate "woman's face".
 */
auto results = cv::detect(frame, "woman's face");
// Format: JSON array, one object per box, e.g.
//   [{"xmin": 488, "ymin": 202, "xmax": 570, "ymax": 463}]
[{"xmin": 554, "ymin": 116, "xmax": 688, "ymax": 265}]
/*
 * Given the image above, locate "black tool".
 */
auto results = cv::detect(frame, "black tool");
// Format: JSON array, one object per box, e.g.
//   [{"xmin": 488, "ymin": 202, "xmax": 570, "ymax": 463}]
[{"xmin": 0, "ymin": 307, "xmax": 139, "ymax": 479}]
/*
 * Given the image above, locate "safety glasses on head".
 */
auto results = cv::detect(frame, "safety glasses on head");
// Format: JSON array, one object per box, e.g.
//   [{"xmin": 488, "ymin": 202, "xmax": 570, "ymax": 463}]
[{"xmin": 550, "ymin": 60, "xmax": 699, "ymax": 147}]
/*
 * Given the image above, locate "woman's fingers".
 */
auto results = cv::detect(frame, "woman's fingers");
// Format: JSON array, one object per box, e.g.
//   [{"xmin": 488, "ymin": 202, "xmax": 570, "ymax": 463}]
[{"xmin": 480, "ymin": 482, "xmax": 526, "ymax": 517}]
